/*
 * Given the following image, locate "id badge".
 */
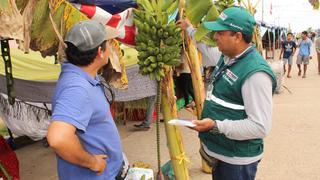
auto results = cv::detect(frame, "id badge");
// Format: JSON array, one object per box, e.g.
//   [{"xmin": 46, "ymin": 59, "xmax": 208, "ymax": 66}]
[{"xmin": 206, "ymin": 84, "xmax": 213, "ymax": 100}]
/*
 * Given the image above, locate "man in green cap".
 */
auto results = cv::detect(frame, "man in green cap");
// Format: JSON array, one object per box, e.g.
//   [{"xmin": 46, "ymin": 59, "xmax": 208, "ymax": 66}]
[{"xmin": 189, "ymin": 6, "xmax": 277, "ymax": 180}]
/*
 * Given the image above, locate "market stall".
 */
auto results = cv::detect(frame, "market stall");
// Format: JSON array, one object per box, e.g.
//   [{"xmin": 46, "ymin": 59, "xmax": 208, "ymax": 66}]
[
  {"xmin": 0, "ymin": 0, "xmax": 188, "ymax": 179},
  {"xmin": 1, "ymin": 0, "xmax": 259, "ymax": 179}
]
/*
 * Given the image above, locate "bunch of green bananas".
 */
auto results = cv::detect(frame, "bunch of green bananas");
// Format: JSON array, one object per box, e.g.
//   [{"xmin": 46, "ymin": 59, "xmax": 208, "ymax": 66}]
[{"xmin": 133, "ymin": 2, "xmax": 182, "ymax": 81}]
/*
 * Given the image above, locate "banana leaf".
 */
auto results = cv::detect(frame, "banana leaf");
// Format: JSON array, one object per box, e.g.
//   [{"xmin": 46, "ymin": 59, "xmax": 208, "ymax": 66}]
[
  {"xmin": 194, "ymin": 5, "xmax": 219, "ymax": 44},
  {"xmin": 185, "ymin": 0, "xmax": 221, "ymax": 46},
  {"xmin": 309, "ymin": 0, "xmax": 319, "ymax": 9},
  {"xmin": 15, "ymin": 0, "xmax": 29, "ymax": 12},
  {"xmin": 200, "ymin": 35, "xmax": 217, "ymax": 47},
  {"xmin": 161, "ymin": 0, "xmax": 173, "ymax": 11},
  {"xmin": 166, "ymin": 0, "xmax": 179, "ymax": 15},
  {"xmin": 0, "ymin": 0, "xmax": 8, "ymax": 7},
  {"xmin": 29, "ymin": 0, "xmax": 88, "ymax": 57},
  {"xmin": 185, "ymin": 0, "xmax": 212, "ymax": 25},
  {"xmin": 214, "ymin": 0, "xmax": 235, "ymax": 12},
  {"xmin": 29, "ymin": 0, "xmax": 63, "ymax": 56},
  {"xmin": 185, "ymin": 0, "xmax": 236, "ymax": 46},
  {"xmin": 136, "ymin": 0, "xmax": 154, "ymax": 13},
  {"xmin": 14, "ymin": 0, "xmax": 88, "ymax": 57},
  {"xmin": 0, "ymin": 0, "xmax": 23, "ymax": 40},
  {"xmin": 165, "ymin": 0, "xmax": 179, "ymax": 24}
]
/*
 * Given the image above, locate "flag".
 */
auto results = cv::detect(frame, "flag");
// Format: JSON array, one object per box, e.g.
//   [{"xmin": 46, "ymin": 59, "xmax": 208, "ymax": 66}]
[
  {"xmin": 73, "ymin": 3, "xmax": 136, "ymax": 46},
  {"xmin": 71, "ymin": 0, "xmax": 137, "ymax": 14}
]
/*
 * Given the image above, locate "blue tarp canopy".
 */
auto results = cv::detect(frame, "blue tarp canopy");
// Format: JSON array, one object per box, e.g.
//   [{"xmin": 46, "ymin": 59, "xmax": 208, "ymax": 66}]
[
  {"xmin": 70, "ymin": 0, "xmax": 137, "ymax": 14},
  {"xmin": 256, "ymin": 21, "xmax": 288, "ymax": 49}
]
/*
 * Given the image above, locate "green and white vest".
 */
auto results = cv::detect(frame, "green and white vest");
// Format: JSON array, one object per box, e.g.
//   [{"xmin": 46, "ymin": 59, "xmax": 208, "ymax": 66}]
[{"xmin": 200, "ymin": 47, "xmax": 277, "ymax": 157}]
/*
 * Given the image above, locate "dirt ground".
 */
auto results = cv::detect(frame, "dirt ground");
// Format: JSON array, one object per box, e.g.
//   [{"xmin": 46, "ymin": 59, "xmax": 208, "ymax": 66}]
[{"xmin": 4, "ymin": 47, "xmax": 320, "ymax": 180}]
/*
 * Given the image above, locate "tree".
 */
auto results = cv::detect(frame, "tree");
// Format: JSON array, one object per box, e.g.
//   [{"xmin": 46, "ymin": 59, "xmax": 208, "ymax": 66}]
[{"xmin": 309, "ymin": 0, "xmax": 319, "ymax": 9}]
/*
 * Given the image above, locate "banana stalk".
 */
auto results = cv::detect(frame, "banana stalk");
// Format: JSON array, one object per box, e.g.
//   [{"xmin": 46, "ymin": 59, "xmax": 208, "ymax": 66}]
[
  {"xmin": 180, "ymin": 0, "xmax": 210, "ymax": 174},
  {"xmin": 180, "ymin": 0, "xmax": 205, "ymax": 119},
  {"xmin": 185, "ymin": 39, "xmax": 205, "ymax": 119},
  {"xmin": 253, "ymin": 27, "xmax": 263, "ymax": 53},
  {"xmin": 185, "ymin": 33, "xmax": 211, "ymax": 175},
  {"xmin": 161, "ymin": 67, "xmax": 190, "ymax": 180},
  {"xmin": 135, "ymin": 1, "xmax": 189, "ymax": 179}
]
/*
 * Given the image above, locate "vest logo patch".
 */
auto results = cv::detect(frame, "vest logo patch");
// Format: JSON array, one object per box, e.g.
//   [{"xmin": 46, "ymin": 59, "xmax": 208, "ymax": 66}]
[
  {"xmin": 226, "ymin": 69, "xmax": 238, "ymax": 82},
  {"xmin": 222, "ymin": 74, "xmax": 233, "ymax": 85}
]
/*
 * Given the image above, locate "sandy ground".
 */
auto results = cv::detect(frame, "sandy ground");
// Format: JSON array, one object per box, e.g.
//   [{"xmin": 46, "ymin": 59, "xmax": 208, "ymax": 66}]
[
  {"xmin": 4, "ymin": 47, "xmax": 320, "ymax": 179},
  {"xmin": 256, "ymin": 50, "xmax": 320, "ymax": 180}
]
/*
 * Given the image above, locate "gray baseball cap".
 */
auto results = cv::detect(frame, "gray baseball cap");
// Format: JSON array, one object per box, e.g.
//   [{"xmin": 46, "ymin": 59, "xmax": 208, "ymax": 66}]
[{"xmin": 64, "ymin": 20, "xmax": 119, "ymax": 51}]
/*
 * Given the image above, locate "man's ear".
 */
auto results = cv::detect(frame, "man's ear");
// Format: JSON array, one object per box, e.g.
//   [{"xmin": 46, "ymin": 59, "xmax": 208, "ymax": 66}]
[
  {"xmin": 236, "ymin": 32, "xmax": 243, "ymax": 43},
  {"xmin": 97, "ymin": 47, "xmax": 104, "ymax": 59}
]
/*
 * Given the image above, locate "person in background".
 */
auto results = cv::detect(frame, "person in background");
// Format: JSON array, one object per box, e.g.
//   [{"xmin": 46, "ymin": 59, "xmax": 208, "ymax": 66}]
[
  {"xmin": 296, "ymin": 31, "xmax": 313, "ymax": 78},
  {"xmin": 134, "ymin": 95, "xmax": 156, "ymax": 130},
  {"xmin": 47, "ymin": 20, "xmax": 127, "ymax": 180},
  {"xmin": 175, "ymin": 52, "xmax": 195, "ymax": 109},
  {"xmin": 315, "ymin": 34, "xmax": 320, "ymax": 74},
  {"xmin": 279, "ymin": 32, "xmax": 296, "ymax": 78},
  {"xmin": 177, "ymin": 19, "xmax": 222, "ymax": 79},
  {"xmin": 177, "ymin": 19, "xmax": 221, "ymax": 110},
  {"xmin": 189, "ymin": 7, "xmax": 276, "ymax": 180}
]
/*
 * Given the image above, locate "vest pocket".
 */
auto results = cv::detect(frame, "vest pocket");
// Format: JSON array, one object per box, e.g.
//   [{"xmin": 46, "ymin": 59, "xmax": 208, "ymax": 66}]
[
  {"xmin": 203, "ymin": 133, "xmax": 237, "ymax": 157},
  {"xmin": 233, "ymin": 139, "xmax": 263, "ymax": 157}
]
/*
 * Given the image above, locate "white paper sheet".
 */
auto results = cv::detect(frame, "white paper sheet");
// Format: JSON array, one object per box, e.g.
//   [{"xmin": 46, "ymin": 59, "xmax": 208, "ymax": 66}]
[{"xmin": 168, "ymin": 119, "xmax": 196, "ymax": 127}]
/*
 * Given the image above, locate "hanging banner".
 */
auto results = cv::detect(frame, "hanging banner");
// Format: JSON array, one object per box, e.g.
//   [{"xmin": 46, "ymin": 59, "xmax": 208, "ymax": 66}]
[
  {"xmin": 74, "ymin": 3, "xmax": 136, "ymax": 46},
  {"xmin": 69, "ymin": 0, "xmax": 137, "ymax": 14}
]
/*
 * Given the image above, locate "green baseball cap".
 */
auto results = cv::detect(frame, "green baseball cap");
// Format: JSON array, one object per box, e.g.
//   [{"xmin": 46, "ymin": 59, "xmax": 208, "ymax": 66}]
[{"xmin": 204, "ymin": 6, "xmax": 256, "ymax": 35}]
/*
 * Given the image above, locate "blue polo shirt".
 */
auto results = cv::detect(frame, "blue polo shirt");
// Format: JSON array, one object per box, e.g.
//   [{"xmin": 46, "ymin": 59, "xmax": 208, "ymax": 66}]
[
  {"xmin": 298, "ymin": 39, "xmax": 312, "ymax": 56},
  {"xmin": 51, "ymin": 63, "xmax": 123, "ymax": 180}
]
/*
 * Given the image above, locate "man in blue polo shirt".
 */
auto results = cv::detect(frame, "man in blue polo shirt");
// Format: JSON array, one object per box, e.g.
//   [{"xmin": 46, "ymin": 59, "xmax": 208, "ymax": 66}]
[
  {"xmin": 297, "ymin": 31, "xmax": 312, "ymax": 78},
  {"xmin": 47, "ymin": 20, "xmax": 124, "ymax": 180}
]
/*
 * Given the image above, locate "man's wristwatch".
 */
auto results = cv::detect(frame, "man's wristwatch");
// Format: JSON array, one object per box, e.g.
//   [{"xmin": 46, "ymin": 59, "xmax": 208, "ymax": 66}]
[{"xmin": 209, "ymin": 120, "xmax": 220, "ymax": 134}]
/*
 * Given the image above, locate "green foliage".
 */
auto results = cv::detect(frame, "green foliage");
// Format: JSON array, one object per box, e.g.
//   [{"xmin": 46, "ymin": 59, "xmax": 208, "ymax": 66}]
[
  {"xmin": 0, "ymin": 0, "xmax": 9, "ymax": 10},
  {"xmin": 194, "ymin": 5, "xmax": 219, "ymax": 43},
  {"xmin": 214, "ymin": 0, "xmax": 235, "ymax": 12},
  {"xmin": 185, "ymin": 0, "xmax": 213, "ymax": 25},
  {"xmin": 15, "ymin": 0, "xmax": 29, "ymax": 12},
  {"xmin": 184, "ymin": 0, "xmax": 236, "ymax": 46},
  {"xmin": 309, "ymin": 0, "xmax": 320, "ymax": 9},
  {"xmin": 30, "ymin": 0, "xmax": 63, "ymax": 56},
  {"xmin": 0, "ymin": 122, "xmax": 8, "ymax": 137}
]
